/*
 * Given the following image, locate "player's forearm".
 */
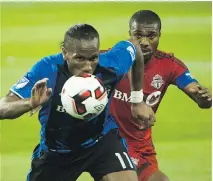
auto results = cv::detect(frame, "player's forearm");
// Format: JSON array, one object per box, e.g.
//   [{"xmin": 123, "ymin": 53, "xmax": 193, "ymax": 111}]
[
  {"xmin": 130, "ymin": 41, "xmax": 144, "ymax": 91},
  {"xmin": 0, "ymin": 98, "xmax": 32, "ymax": 119},
  {"xmin": 130, "ymin": 61, "xmax": 144, "ymax": 91}
]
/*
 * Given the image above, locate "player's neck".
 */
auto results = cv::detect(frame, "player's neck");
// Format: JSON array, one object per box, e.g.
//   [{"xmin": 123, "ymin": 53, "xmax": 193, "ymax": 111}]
[
  {"xmin": 144, "ymin": 59, "xmax": 151, "ymax": 65},
  {"xmin": 144, "ymin": 55, "xmax": 155, "ymax": 67}
]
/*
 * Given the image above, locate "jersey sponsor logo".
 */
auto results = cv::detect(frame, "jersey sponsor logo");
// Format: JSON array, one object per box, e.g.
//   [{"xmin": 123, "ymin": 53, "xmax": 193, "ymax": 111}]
[
  {"xmin": 15, "ymin": 77, "xmax": 29, "ymax": 89},
  {"xmin": 113, "ymin": 89, "xmax": 162, "ymax": 107},
  {"xmin": 145, "ymin": 91, "xmax": 161, "ymax": 106},
  {"xmin": 127, "ymin": 46, "xmax": 135, "ymax": 61},
  {"xmin": 113, "ymin": 89, "xmax": 131, "ymax": 102},
  {"xmin": 150, "ymin": 74, "xmax": 164, "ymax": 89}
]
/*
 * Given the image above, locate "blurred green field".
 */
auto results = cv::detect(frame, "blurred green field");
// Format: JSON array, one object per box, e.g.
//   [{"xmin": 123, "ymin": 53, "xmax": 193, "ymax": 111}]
[{"xmin": 0, "ymin": 2, "xmax": 212, "ymax": 181}]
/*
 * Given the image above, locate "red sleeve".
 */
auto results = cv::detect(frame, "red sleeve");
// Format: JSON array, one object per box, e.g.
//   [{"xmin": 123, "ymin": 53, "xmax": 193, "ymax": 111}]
[{"xmin": 169, "ymin": 57, "xmax": 188, "ymax": 85}]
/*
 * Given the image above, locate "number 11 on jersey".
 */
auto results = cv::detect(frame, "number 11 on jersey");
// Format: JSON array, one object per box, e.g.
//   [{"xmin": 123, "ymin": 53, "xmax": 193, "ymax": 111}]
[{"xmin": 115, "ymin": 152, "xmax": 134, "ymax": 169}]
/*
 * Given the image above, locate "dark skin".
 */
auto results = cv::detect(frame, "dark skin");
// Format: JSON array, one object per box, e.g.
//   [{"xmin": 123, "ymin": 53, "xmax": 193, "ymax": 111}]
[
  {"xmin": 62, "ymin": 38, "xmax": 100, "ymax": 75},
  {"xmin": 129, "ymin": 20, "xmax": 212, "ymax": 110},
  {"xmin": 130, "ymin": 21, "xmax": 160, "ymax": 64}
]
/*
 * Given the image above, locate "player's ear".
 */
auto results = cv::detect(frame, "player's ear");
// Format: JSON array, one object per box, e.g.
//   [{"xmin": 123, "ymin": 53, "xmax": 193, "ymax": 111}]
[
  {"xmin": 61, "ymin": 47, "xmax": 68, "ymax": 61},
  {"xmin": 128, "ymin": 30, "xmax": 131, "ymax": 36},
  {"xmin": 159, "ymin": 32, "xmax": 161, "ymax": 38}
]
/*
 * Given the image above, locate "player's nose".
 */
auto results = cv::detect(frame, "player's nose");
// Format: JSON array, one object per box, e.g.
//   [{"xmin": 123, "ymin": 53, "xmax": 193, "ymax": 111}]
[
  {"xmin": 140, "ymin": 37, "xmax": 149, "ymax": 46},
  {"xmin": 83, "ymin": 62, "xmax": 93, "ymax": 73}
]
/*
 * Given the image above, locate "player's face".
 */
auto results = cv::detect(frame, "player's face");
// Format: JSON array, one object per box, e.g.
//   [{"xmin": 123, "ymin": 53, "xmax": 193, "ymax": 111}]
[
  {"xmin": 129, "ymin": 21, "xmax": 161, "ymax": 63},
  {"xmin": 62, "ymin": 38, "xmax": 99, "ymax": 75}
]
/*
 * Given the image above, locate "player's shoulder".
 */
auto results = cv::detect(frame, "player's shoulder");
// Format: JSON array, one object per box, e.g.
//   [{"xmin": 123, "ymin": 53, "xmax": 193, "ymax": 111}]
[
  {"xmin": 154, "ymin": 50, "xmax": 174, "ymax": 60},
  {"xmin": 154, "ymin": 50, "xmax": 187, "ymax": 68},
  {"xmin": 40, "ymin": 52, "xmax": 64, "ymax": 66},
  {"xmin": 100, "ymin": 40, "xmax": 136, "ymax": 55},
  {"xmin": 29, "ymin": 53, "xmax": 64, "ymax": 80},
  {"xmin": 34, "ymin": 53, "xmax": 64, "ymax": 73}
]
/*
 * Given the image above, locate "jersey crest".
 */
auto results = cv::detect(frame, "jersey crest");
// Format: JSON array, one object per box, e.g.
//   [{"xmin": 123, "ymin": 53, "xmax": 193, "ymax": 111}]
[{"xmin": 150, "ymin": 74, "xmax": 164, "ymax": 89}]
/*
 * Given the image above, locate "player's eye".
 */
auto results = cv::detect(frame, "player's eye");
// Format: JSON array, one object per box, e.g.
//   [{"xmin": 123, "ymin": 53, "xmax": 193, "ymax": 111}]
[
  {"xmin": 76, "ymin": 57, "xmax": 85, "ymax": 61},
  {"xmin": 135, "ymin": 34, "xmax": 142, "ymax": 39},
  {"xmin": 89, "ymin": 56, "xmax": 98, "ymax": 61},
  {"xmin": 149, "ymin": 33, "xmax": 157, "ymax": 39}
]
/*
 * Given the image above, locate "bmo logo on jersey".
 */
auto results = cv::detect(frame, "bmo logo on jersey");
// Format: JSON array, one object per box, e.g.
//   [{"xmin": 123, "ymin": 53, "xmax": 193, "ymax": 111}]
[{"xmin": 113, "ymin": 89, "xmax": 161, "ymax": 107}]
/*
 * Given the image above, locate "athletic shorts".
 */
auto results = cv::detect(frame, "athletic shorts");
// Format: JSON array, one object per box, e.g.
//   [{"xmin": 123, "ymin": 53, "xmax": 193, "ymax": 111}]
[
  {"xmin": 26, "ymin": 129, "xmax": 136, "ymax": 181},
  {"xmin": 128, "ymin": 144, "xmax": 159, "ymax": 181}
]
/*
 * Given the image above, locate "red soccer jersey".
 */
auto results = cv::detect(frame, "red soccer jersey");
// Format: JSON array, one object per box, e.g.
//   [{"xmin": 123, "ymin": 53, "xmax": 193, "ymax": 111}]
[{"xmin": 109, "ymin": 50, "xmax": 188, "ymax": 152}]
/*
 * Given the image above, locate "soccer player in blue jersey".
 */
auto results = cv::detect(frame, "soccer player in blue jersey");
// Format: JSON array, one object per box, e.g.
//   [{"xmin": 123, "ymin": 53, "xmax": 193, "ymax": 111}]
[{"xmin": 0, "ymin": 24, "xmax": 155, "ymax": 181}]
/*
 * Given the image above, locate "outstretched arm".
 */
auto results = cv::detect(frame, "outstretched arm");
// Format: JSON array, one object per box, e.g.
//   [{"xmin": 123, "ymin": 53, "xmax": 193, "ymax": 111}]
[
  {"xmin": 183, "ymin": 82, "xmax": 212, "ymax": 109},
  {"xmin": 169, "ymin": 56, "xmax": 212, "ymax": 109},
  {"xmin": 0, "ymin": 78, "xmax": 52, "ymax": 120},
  {"xmin": 0, "ymin": 92, "xmax": 32, "ymax": 119}
]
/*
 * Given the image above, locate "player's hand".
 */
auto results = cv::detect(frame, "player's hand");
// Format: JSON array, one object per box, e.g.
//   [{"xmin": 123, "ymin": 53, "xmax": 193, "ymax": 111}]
[
  {"xmin": 189, "ymin": 84, "xmax": 212, "ymax": 108},
  {"xmin": 131, "ymin": 102, "xmax": 156, "ymax": 129},
  {"xmin": 30, "ymin": 78, "xmax": 52, "ymax": 109}
]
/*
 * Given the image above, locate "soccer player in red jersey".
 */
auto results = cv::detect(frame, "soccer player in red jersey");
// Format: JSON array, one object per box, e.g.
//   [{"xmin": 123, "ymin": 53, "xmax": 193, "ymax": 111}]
[{"xmin": 109, "ymin": 10, "xmax": 212, "ymax": 181}]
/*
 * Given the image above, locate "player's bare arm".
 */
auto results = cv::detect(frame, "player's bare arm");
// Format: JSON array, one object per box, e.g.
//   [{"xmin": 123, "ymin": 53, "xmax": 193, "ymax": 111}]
[
  {"xmin": 128, "ymin": 39, "xmax": 155, "ymax": 128},
  {"xmin": 0, "ymin": 78, "xmax": 52, "ymax": 119},
  {"xmin": 183, "ymin": 82, "xmax": 212, "ymax": 109},
  {"xmin": 169, "ymin": 55, "xmax": 212, "ymax": 109},
  {"xmin": 0, "ymin": 91, "xmax": 31, "ymax": 119}
]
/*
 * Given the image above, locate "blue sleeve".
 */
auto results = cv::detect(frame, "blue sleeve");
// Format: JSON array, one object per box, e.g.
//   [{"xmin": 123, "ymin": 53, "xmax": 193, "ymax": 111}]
[
  {"xmin": 10, "ymin": 60, "xmax": 49, "ymax": 99},
  {"xmin": 99, "ymin": 41, "xmax": 136, "ymax": 76},
  {"xmin": 175, "ymin": 70, "xmax": 198, "ymax": 89}
]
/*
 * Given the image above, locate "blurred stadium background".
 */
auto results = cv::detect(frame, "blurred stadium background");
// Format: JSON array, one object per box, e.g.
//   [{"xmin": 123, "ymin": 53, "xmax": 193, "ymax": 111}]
[{"xmin": 0, "ymin": 1, "xmax": 212, "ymax": 181}]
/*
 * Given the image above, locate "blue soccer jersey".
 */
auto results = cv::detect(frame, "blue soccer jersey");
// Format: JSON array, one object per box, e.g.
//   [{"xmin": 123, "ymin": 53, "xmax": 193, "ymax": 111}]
[{"xmin": 11, "ymin": 40, "xmax": 136, "ymax": 152}]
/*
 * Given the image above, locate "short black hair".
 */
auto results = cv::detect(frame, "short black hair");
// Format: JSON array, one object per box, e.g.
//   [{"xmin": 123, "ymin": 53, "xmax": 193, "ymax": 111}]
[
  {"xmin": 61, "ymin": 24, "xmax": 99, "ymax": 49},
  {"xmin": 129, "ymin": 10, "xmax": 161, "ymax": 30}
]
